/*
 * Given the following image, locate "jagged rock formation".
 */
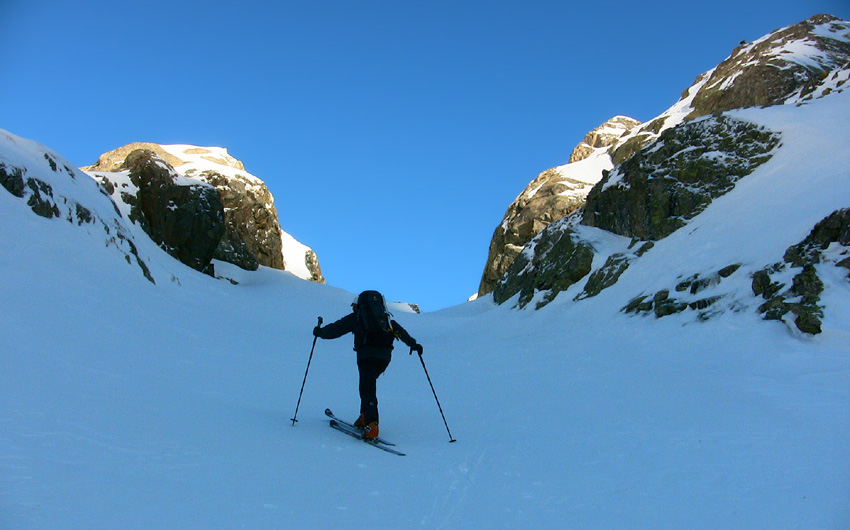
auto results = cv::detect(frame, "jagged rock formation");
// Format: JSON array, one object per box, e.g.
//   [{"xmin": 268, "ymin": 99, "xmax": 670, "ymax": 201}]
[
  {"xmin": 84, "ymin": 143, "xmax": 324, "ymax": 282},
  {"xmin": 687, "ymin": 14, "xmax": 850, "ymax": 120},
  {"xmin": 489, "ymin": 14, "xmax": 850, "ymax": 335},
  {"xmin": 121, "ymin": 150, "xmax": 225, "ymax": 275},
  {"xmin": 492, "ymin": 216, "xmax": 595, "ymax": 308},
  {"xmin": 477, "ymin": 116, "xmax": 640, "ymax": 297}
]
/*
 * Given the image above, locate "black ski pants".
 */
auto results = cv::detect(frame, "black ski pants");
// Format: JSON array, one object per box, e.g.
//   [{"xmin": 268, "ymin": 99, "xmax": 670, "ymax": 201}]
[{"xmin": 358, "ymin": 358, "xmax": 390, "ymax": 425}]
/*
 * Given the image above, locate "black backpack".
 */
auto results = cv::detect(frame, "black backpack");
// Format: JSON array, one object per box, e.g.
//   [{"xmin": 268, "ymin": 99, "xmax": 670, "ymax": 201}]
[{"xmin": 356, "ymin": 290, "xmax": 394, "ymax": 336}]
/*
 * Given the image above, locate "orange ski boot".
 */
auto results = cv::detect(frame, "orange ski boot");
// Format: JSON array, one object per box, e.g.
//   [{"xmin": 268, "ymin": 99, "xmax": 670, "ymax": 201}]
[{"xmin": 362, "ymin": 421, "xmax": 379, "ymax": 440}]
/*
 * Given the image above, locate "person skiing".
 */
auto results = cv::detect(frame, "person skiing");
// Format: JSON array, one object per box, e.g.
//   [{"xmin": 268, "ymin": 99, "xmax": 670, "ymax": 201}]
[{"xmin": 313, "ymin": 290, "xmax": 423, "ymax": 440}]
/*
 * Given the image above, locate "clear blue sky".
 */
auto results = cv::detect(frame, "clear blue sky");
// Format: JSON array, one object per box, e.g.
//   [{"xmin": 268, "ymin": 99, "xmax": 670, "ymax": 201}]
[{"xmin": 3, "ymin": 1, "xmax": 848, "ymax": 311}]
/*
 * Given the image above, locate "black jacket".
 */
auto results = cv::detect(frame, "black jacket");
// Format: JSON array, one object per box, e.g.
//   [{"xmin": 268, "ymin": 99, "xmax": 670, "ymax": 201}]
[{"xmin": 315, "ymin": 313, "xmax": 417, "ymax": 362}]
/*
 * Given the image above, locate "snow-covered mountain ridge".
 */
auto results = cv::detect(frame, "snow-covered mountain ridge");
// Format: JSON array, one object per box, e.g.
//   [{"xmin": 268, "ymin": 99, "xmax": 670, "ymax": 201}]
[
  {"xmin": 490, "ymin": 14, "xmax": 850, "ymax": 336},
  {"xmin": 0, "ymin": 130, "xmax": 163, "ymax": 282}
]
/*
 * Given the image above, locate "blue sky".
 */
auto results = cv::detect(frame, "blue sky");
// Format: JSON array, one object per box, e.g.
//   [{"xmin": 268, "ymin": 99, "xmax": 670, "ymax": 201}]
[{"xmin": 3, "ymin": 1, "xmax": 849, "ymax": 311}]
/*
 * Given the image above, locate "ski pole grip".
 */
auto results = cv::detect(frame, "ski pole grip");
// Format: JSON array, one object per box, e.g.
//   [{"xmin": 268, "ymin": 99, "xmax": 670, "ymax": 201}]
[{"xmin": 317, "ymin": 316, "xmax": 323, "ymax": 326}]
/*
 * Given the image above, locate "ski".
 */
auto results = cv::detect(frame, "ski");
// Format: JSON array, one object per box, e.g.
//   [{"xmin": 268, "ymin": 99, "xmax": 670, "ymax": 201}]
[
  {"xmin": 329, "ymin": 420, "xmax": 406, "ymax": 456},
  {"xmin": 324, "ymin": 408, "xmax": 396, "ymax": 446}
]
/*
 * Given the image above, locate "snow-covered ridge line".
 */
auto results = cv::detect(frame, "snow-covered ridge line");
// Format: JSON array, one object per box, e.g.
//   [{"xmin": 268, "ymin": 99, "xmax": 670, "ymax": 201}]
[
  {"xmin": 0, "ymin": 129, "xmax": 182, "ymax": 284},
  {"xmin": 605, "ymin": 15, "xmax": 850, "ymax": 168}
]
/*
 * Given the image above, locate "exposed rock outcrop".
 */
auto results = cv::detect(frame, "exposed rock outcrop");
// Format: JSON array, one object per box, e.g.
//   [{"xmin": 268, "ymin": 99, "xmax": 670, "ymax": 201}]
[
  {"xmin": 492, "ymin": 216, "xmax": 595, "ymax": 308},
  {"xmin": 478, "ymin": 169, "xmax": 592, "ymax": 297},
  {"xmin": 122, "ymin": 150, "xmax": 225, "ymax": 275},
  {"xmin": 199, "ymin": 170, "xmax": 279, "ymax": 271},
  {"xmin": 606, "ymin": 15, "xmax": 850, "ymax": 168},
  {"xmin": 493, "ymin": 114, "xmax": 780, "ymax": 310},
  {"xmin": 477, "ymin": 116, "xmax": 640, "ymax": 297},
  {"xmin": 623, "ymin": 264, "xmax": 742, "ymax": 320},
  {"xmin": 0, "ymin": 162, "xmax": 62, "ymax": 220},
  {"xmin": 582, "ymin": 115, "xmax": 781, "ymax": 240},
  {"xmin": 85, "ymin": 143, "xmax": 325, "ymax": 282},
  {"xmin": 85, "ymin": 142, "xmax": 209, "ymax": 173},
  {"xmin": 753, "ymin": 208, "xmax": 850, "ymax": 334},
  {"xmin": 687, "ymin": 14, "xmax": 850, "ymax": 120}
]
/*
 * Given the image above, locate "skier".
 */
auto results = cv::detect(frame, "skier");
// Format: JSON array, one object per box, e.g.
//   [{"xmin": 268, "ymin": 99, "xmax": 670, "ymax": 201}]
[{"xmin": 313, "ymin": 290, "xmax": 423, "ymax": 440}]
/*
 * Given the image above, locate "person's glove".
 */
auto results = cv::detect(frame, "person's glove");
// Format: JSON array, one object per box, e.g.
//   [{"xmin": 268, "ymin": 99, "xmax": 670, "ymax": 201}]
[
  {"xmin": 411, "ymin": 343, "xmax": 423, "ymax": 356},
  {"xmin": 313, "ymin": 326, "xmax": 322, "ymax": 337}
]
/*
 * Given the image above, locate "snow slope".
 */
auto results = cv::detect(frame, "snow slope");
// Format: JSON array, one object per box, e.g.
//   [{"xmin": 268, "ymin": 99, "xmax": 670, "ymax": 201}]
[{"xmin": 2, "ymin": 97, "xmax": 850, "ymax": 529}]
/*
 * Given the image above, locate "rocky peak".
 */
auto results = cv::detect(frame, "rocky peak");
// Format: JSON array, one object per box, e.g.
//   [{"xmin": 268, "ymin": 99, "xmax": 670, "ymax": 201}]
[
  {"xmin": 687, "ymin": 14, "xmax": 850, "ymax": 119},
  {"xmin": 569, "ymin": 116, "xmax": 642, "ymax": 163},
  {"xmin": 606, "ymin": 15, "xmax": 850, "ymax": 167},
  {"xmin": 84, "ymin": 142, "xmax": 245, "ymax": 173},
  {"xmin": 477, "ymin": 116, "xmax": 639, "ymax": 298},
  {"xmin": 84, "ymin": 143, "xmax": 324, "ymax": 283}
]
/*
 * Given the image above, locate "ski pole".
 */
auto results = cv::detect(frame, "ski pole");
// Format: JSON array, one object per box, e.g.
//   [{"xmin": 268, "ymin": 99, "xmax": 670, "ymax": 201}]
[
  {"xmin": 414, "ymin": 347, "xmax": 456, "ymax": 443},
  {"xmin": 291, "ymin": 316, "xmax": 322, "ymax": 426}
]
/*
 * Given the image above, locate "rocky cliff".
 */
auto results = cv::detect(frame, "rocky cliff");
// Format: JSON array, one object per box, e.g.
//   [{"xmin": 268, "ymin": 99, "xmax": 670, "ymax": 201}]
[
  {"xmin": 490, "ymin": 14, "xmax": 850, "ymax": 336},
  {"xmin": 84, "ymin": 143, "xmax": 324, "ymax": 283},
  {"xmin": 477, "ymin": 116, "xmax": 640, "ymax": 297},
  {"xmin": 582, "ymin": 116, "xmax": 780, "ymax": 240},
  {"xmin": 119, "ymin": 149, "xmax": 226, "ymax": 275}
]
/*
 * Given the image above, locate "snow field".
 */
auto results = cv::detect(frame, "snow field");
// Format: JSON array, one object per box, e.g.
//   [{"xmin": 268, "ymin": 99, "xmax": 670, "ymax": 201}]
[{"xmin": 3, "ymin": 208, "xmax": 847, "ymax": 529}]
